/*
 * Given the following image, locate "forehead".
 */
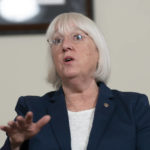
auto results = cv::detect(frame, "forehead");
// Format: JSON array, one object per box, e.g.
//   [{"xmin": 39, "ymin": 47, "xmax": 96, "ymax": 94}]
[
  {"xmin": 53, "ymin": 28, "xmax": 85, "ymax": 37},
  {"xmin": 53, "ymin": 20, "xmax": 85, "ymax": 36}
]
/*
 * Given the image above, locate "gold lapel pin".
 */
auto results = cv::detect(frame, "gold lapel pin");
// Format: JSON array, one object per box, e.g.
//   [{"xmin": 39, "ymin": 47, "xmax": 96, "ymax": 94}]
[{"xmin": 104, "ymin": 103, "xmax": 109, "ymax": 108}]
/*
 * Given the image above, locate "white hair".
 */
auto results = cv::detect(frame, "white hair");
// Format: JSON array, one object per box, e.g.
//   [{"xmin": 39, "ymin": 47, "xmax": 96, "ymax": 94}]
[{"xmin": 46, "ymin": 12, "xmax": 111, "ymax": 89}]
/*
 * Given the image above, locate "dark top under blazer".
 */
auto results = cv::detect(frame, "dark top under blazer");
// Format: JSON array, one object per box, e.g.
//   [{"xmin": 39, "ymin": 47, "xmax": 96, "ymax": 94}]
[{"xmin": 1, "ymin": 82, "xmax": 150, "ymax": 150}]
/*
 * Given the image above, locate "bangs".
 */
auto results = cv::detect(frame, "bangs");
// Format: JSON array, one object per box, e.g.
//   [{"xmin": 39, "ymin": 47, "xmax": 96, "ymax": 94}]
[{"xmin": 55, "ymin": 14, "xmax": 81, "ymax": 34}]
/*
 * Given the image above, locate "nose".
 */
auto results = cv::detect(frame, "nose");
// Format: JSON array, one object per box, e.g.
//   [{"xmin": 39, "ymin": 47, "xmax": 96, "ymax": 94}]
[{"xmin": 62, "ymin": 37, "xmax": 73, "ymax": 52}]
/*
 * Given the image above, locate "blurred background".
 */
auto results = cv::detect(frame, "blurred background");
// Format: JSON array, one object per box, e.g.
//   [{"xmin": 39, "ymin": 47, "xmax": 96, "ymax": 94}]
[{"xmin": 0, "ymin": 0, "xmax": 150, "ymax": 147}]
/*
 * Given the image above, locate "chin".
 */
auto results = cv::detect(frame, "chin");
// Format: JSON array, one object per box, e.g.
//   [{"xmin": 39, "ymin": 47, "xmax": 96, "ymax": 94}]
[{"xmin": 62, "ymin": 71, "xmax": 79, "ymax": 79}]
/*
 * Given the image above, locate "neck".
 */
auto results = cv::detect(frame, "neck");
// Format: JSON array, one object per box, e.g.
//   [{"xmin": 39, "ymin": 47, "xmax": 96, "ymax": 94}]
[{"xmin": 62, "ymin": 78, "xmax": 99, "ymax": 112}]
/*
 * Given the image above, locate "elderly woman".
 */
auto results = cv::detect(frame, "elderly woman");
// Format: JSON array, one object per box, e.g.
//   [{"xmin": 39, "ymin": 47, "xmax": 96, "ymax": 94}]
[{"xmin": 0, "ymin": 12, "xmax": 150, "ymax": 150}]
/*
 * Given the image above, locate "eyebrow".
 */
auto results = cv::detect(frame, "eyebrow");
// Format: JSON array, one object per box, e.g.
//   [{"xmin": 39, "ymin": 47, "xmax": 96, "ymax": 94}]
[{"xmin": 53, "ymin": 29, "xmax": 86, "ymax": 37}]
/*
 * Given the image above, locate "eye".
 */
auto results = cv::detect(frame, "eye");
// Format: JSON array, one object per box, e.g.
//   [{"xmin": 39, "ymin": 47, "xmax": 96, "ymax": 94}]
[
  {"xmin": 52, "ymin": 38, "xmax": 63, "ymax": 45},
  {"xmin": 73, "ymin": 34, "xmax": 84, "ymax": 41}
]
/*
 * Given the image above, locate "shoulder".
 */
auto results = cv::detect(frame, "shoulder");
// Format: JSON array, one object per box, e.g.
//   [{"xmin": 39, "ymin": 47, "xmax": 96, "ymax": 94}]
[
  {"xmin": 107, "ymin": 88, "xmax": 150, "ymax": 125},
  {"xmin": 111, "ymin": 89, "xmax": 149, "ymax": 106},
  {"xmin": 99, "ymin": 82, "xmax": 149, "ymax": 111},
  {"xmin": 110, "ymin": 89, "xmax": 150, "ymax": 120},
  {"xmin": 99, "ymin": 82, "xmax": 149, "ymax": 106},
  {"xmin": 17, "ymin": 91, "xmax": 56, "ymax": 105},
  {"xmin": 15, "ymin": 91, "xmax": 57, "ymax": 116}
]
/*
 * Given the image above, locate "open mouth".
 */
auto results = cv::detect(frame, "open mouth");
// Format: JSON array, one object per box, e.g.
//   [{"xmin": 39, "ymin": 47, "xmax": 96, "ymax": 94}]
[{"xmin": 64, "ymin": 56, "xmax": 74, "ymax": 62}]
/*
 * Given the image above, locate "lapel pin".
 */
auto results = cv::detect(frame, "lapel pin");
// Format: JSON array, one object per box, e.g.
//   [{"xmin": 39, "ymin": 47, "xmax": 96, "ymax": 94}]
[{"xmin": 104, "ymin": 103, "xmax": 109, "ymax": 108}]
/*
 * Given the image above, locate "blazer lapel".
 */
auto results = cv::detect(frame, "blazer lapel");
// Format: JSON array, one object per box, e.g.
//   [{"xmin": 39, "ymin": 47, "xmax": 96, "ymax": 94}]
[
  {"xmin": 47, "ymin": 88, "xmax": 71, "ymax": 150},
  {"xmin": 87, "ymin": 83, "xmax": 116, "ymax": 150}
]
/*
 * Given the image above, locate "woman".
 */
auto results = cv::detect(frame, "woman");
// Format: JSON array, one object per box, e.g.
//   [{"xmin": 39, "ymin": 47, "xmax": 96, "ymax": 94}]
[{"xmin": 0, "ymin": 12, "xmax": 150, "ymax": 150}]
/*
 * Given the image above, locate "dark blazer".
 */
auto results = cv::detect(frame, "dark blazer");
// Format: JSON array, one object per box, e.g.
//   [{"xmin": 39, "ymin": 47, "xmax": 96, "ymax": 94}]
[{"xmin": 1, "ymin": 82, "xmax": 150, "ymax": 150}]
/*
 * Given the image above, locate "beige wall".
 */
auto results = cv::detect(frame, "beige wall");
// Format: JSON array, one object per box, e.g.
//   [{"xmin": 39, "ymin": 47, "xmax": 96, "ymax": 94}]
[
  {"xmin": 0, "ymin": 0, "xmax": 150, "ymax": 147},
  {"xmin": 0, "ymin": 35, "xmax": 53, "ymax": 146},
  {"xmin": 95, "ymin": 0, "xmax": 150, "ymax": 96}
]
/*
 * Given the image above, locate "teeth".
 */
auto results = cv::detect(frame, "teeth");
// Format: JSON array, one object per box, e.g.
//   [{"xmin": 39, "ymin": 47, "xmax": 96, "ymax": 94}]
[{"xmin": 65, "ymin": 58, "xmax": 72, "ymax": 62}]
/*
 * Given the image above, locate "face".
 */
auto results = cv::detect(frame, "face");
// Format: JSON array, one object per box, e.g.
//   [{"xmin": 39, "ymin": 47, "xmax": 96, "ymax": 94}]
[{"xmin": 50, "ymin": 26, "xmax": 99, "ymax": 81}]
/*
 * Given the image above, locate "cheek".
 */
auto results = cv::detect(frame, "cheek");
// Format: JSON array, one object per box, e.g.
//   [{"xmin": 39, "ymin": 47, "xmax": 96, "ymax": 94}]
[
  {"xmin": 94, "ymin": 50, "xmax": 99, "ymax": 63},
  {"xmin": 84, "ymin": 45, "xmax": 99, "ymax": 62},
  {"xmin": 51, "ymin": 50, "xmax": 61, "ymax": 65},
  {"xmin": 51, "ymin": 53, "xmax": 57, "ymax": 65},
  {"xmin": 51, "ymin": 55, "xmax": 60, "ymax": 71},
  {"xmin": 86, "ymin": 47, "xmax": 99, "ymax": 69},
  {"xmin": 52, "ymin": 54, "xmax": 62, "ymax": 74}
]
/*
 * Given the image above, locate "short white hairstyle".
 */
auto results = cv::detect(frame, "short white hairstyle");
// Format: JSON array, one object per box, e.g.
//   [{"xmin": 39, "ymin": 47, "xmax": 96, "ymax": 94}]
[{"xmin": 46, "ymin": 12, "xmax": 111, "ymax": 89}]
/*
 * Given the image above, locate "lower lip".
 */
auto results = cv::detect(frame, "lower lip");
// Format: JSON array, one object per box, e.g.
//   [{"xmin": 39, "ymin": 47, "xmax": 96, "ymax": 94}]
[{"xmin": 64, "ymin": 60, "xmax": 74, "ymax": 64}]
